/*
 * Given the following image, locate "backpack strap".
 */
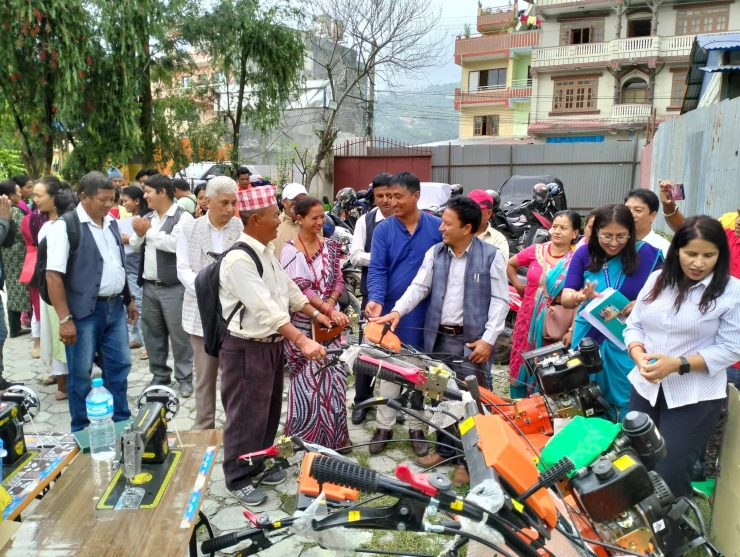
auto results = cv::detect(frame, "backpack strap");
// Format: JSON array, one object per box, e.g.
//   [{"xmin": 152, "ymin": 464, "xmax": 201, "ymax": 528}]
[
  {"xmin": 222, "ymin": 242, "xmax": 264, "ymax": 328},
  {"xmin": 61, "ymin": 210, "xmax": 81, "ymax": 253}
]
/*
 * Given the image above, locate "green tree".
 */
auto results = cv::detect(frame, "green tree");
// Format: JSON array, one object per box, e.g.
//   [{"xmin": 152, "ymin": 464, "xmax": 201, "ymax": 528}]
[
  {"xmin": 0, "ymin": 1, "xmax": 91, "ymax": 175},
  {"xmin": 184, "ymin": 0, "xmax": 306, "ymax": 166}
]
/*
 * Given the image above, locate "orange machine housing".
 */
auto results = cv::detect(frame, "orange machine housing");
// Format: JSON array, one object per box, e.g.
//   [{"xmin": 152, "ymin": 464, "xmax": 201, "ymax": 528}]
[{"xmin": 473, "ymin": 414, "xmax": 558, "ymax": 530}]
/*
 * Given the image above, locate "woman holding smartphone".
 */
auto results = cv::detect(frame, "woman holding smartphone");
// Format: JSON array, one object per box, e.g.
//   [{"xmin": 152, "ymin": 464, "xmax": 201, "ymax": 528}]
[{"xmin": 624, "ymin": 216, "xmax": 740, "ymax": 497}]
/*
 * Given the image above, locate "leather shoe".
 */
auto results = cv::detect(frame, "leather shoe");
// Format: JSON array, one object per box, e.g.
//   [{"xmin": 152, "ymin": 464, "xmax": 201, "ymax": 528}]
[
  {"xmin": 396, "ymin": 410, "xmax": 406, "ymax": 425},
  {"xmin": 452, "ymin": 464, "xmax": 470, "ymax": 487},
  {"xmin": 409, "ymin": 429, "xmax": 428, "ymax": 457},
  {"xmin": 416, "ymin": 452, "xmax": 445, "ymax": 468},
  {"xmin": 178, "ymin": 381, "xmax": 194, "ymax": 398},
  {"xmin": 369, "ymin": 429, "xmax": 392, "ymax": 454},
  {"xmin": 351, "ymin": 406, "xmax": 369, "ymax": 425}
]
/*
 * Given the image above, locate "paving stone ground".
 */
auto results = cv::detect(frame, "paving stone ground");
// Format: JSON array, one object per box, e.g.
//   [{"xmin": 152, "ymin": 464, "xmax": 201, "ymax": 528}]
[{"xmin": 3, "ymin": 329, "xmax": 510, "ymax": 556}]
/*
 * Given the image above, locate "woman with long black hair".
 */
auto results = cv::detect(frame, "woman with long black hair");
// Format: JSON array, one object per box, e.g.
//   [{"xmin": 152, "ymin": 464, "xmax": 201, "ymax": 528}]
[
  {"xmin": 562, "ymin": 204, "xmax": 663, "ymax": 418},
  {"xmin": 624, "ymin": 216, "xmax": 740, "ymax": 497}
]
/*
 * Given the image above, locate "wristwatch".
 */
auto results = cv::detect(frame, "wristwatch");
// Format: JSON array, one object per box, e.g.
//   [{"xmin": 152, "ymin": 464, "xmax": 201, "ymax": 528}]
[{"xmin": 678, "ymin": 356, "xmax": 691, "ymax": 375}]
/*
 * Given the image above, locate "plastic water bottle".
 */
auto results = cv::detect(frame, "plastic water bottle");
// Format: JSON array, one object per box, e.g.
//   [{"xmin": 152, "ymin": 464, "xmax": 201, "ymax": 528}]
[
  {"xmin": 86, "ymin": 377, "xmax": 116, "ymax": 462},
  {"xmin": 0, "ymin": 439, "xmax": 6, "ymax": 481}
]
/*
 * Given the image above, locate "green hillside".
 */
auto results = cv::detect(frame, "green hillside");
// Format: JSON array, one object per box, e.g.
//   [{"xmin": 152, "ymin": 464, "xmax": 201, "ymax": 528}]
[{"xmin": 373, "ymin": 82, "xmax": 460, "ymax": 145}]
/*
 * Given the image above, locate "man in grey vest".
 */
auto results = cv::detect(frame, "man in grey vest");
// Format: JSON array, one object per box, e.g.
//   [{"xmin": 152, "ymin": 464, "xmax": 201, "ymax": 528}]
[
  {"xmin": 348, "ymin": 172, "xmax": 393, "ymax": 424},
  {"xmin": 46, "ymin": 172, "xmax": 137, "ymax": 431},
  {"xmin": 176, "ymin": 176, "xmax": 242, "ymax": 429},
  {"xmin": 130, "ymin": 174, "xmax": 195, "ymax": 397},
  {"xmin": 373, "ymin": 196, "xmax": 509, "ymax": 485}
]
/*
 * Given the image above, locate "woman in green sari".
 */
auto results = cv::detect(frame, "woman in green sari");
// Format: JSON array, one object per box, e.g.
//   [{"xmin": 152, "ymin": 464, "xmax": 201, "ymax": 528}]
[{"xmin": 0, "ymin": 181, "xmax": 30, "ymax": 337}]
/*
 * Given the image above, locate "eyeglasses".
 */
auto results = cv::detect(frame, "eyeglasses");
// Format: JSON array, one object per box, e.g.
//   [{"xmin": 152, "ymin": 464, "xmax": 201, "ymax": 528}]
[{"xmin": 598, "ymin": 233, "xmax": 630, "ymax": 244}]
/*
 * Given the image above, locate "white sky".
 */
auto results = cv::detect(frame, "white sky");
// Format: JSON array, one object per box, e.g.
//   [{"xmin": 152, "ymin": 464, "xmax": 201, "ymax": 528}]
[{"xmin": 417, "ymin": 0, "xmax": 522, "ymax": 86}]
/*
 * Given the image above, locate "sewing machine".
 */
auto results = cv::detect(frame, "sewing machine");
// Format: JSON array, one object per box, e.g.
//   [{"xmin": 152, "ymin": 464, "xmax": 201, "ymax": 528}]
[
  {"xmin": 0, "ymin": 386, "xmax": 41, "ymax": 467},
  {"xmin": 97, "ymin": 386, "xmax": 182, "ymax": 510}
]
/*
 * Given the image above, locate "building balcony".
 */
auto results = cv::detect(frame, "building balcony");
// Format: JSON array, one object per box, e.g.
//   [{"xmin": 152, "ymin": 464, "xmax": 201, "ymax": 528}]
[
  {"xmin": 455, "ymin": 31, "xmax": 540, "ymax": 64},
  {"xmin": 477, "ymin": 6, "xmax": 517, "ymax": 34},
  {"xmin": 531, "ymin": 34, "xmax": 696, "ymax": 71},
  {"xmin": 536, "ymin": 0, "xmax": 704, "ymax": 13},
  {"xmin": 454, "ymin": 81, "xmax": 533, "ymax": 109},
  {"xmin": 528, "ymin": 105, "xmax": 656, "ymax": 134},
  {"xmin": 611, "ymin": 103, "xmax": 652, "ymax": 124}
]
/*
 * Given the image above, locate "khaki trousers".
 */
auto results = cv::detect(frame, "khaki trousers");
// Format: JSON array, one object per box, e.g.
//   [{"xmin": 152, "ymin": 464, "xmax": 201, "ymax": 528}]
[{"xmin": 191, "ymin": 335, "xmax": 220, "ymax": 430}]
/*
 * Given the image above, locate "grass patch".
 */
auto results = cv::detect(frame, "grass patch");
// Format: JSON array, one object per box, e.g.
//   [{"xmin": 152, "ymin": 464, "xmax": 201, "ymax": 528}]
[
  {"xmin": 361, "ymin": 528, "xmax": 450, "ymax": 556},
  {"xmin": 355, "ymin": 450, "xmax": 371, "ymax": 468}
]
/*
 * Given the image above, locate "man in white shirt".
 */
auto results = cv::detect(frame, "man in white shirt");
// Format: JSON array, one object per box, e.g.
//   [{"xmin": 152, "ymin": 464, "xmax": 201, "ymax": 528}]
[
  {"xmin": 46, "ymin": 171, "xmax": 137, "ymax": 431},
  {"xmin": 373, "ymin": 196, "xmax": 509, "ymax": 486},
  {"xmin": 176, "ymin": 177, "xmax": 242, "ymax": 429},
  {"xmin": 218, "ymin": 185, "xmax": 329, "ymax": 507},
  {"xmin": 624, "ymin": 189, "xmax": 670, "ymax": 257},
  {"xmin": 348, "ymin": 173, "xmax": 393, "ymax": 423},
  {"xmin": 130, "ymin": 174, "xmax": 194, "ymax": 397},
  {"xmin": 467, "ymin": 189, "xmax": 509, "ymax": 260}
]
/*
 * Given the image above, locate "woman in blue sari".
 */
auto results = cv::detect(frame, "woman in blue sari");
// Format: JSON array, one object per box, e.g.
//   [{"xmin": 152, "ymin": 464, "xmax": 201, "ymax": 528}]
[{"xmin": 562, "ymin": 205, "xmax": 663, "ymax": 419}]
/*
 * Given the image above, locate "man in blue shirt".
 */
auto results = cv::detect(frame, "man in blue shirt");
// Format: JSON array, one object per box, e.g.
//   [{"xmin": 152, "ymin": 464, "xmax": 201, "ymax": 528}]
[{"xmin": 365, "ymin": 172, "xmax": 442, "ymax": 455}]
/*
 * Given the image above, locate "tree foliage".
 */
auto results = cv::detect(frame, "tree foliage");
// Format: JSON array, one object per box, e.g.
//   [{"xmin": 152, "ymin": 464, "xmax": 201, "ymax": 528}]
[
  {"xmin": 184, "ymin": 0, "xmax": 306, "ymax": 166},
  {"xmin": 0, "ymin": 0, "xmax": 91, "ymax": 175}
]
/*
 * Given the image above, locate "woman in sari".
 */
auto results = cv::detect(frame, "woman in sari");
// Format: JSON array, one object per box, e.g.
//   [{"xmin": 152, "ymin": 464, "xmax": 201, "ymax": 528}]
[
  {"xmin": 281, "ymin": 196, "xmax": 351, "ymax": 450},
  {"xmin": 507, "ymin": 211, "xmax": 581, "ymax": 397},
  {"xmin": 562, "ymin": 204, "xmax": 663, "ymax": 419},
  {"xmin": 0, "ymin": 181, "xmax": 30, "ymax": 337}
]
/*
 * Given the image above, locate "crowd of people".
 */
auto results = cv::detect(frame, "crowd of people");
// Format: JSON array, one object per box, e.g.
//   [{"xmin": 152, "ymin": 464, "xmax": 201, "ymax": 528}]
[{"xmin": 0, "ymin": 166, "xmax": 737, "ymax": 509}]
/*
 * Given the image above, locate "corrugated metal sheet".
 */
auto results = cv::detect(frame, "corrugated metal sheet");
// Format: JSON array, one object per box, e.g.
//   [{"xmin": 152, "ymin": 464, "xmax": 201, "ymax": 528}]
[
  {"xmin": 431, "ymin": 140, "xmax": 641, "ymax": 212},
  {"xmin": 651, "ymin": 97, "xmax": 740, "ymax": 234},
  {"xmin": 696, "ymin": 32, "xmax": 740, "ymax": 51}
]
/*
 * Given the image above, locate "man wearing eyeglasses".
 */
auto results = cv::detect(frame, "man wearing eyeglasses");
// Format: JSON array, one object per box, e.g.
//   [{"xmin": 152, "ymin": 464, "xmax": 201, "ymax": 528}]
[{"xmin": 624, "ymin": 189, "xmax": 670, "ymax": 257}]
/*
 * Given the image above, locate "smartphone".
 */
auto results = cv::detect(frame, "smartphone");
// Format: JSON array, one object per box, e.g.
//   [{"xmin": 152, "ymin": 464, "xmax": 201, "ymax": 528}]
[{"xmin": 669, "ymin": 183, "xmax": 685, "ymax": 201}]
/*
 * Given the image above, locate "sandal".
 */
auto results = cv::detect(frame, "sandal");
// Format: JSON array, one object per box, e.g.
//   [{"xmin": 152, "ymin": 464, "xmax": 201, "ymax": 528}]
[
  {"xmin": 55, "ymin": 390, "xmax": 68, "ymax": 401},
  {"xmin": 140, "ymin": 350, "xmax": 149, "ymax": 360},
  {"xmin": 32, "ymin": 348, "xmax": 41, "ymax": 359},
  {"xmin": 38, "ymin": 375, "xmax": 57, "ymax": 386}
]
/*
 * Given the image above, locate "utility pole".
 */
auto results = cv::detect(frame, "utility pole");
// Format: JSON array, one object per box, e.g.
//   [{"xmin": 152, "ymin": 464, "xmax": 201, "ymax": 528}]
[{"xmin": 365, "ymin": 41, "xmax": 377, "ymax": 138}]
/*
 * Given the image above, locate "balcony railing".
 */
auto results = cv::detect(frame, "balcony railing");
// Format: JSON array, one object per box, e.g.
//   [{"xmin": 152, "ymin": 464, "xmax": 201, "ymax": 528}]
[
  {"xmin": 454, "ymin": 82, "xmax": 533, "ymax": 108},
  {"xmin": 532, "ymin": 34, "xmax": 696, "ymax": 69},
  {"xmin": 535, "ymin": 0, "xmax": 610, "ymax": 8},
  {"xmin": 611, "ymin": 103, "xmax": 652, "ymax": 123},
  {"xmin": 455, "ymin": 31, "xmax": 540, "ymax": 63},
  {"xmin": 477, "ymin": 6, "xmax": 516, "ymax": 33}
]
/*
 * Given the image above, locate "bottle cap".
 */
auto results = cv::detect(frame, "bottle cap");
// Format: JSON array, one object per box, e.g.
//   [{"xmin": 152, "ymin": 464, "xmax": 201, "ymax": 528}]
[{"xmin": 92, "ymin": 377, "xmax": 103, "ymax": 388}]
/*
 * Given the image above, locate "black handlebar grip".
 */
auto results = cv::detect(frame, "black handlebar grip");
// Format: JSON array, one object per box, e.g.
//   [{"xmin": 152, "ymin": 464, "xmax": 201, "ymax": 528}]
[
  {"xmin": 353, "ymin": 359, "xmax": 415, "ymax": 387},
  {"xmin": 201, "ymin": 530, "xmax": 253, "ymax": 554},
  {"xmin": 310, "ymin": 454, "xmax": 379, "ymax": 493}
]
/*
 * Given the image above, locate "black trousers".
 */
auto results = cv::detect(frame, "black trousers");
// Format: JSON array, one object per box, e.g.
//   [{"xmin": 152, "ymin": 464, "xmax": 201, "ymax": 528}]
[
  {"xmin": 629, "ymin": 387, "xmax": 723, "ymax": 498},
  {"xmin": 220, "ymin": 335, "xmax": 285, "ymax": 491}
]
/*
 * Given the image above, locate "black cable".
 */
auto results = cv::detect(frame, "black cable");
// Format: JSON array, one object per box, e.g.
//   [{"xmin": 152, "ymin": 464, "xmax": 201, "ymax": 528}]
[
  {"xmin": 437, "ymin": 526, "xmax": 517, "ymax": 557},
  {"xmin": 556, "ymin": 524, "xmax": 649, "ymax": 557},
  {"xmin": 344, "ymin": 438, "xmax": 464, "ymax": 456}
]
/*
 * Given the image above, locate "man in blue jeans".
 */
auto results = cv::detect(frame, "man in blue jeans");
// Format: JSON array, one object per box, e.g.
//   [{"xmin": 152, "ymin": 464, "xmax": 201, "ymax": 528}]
[{"xmin": 46, "ymin": 171, "xmax": 138, "ymax": 431}]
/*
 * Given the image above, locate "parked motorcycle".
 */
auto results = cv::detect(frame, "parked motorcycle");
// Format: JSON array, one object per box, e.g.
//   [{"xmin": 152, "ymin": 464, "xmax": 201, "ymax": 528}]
[{"xmin": 493, "ymin": 181, "xmax": 566, "ymax": 255}]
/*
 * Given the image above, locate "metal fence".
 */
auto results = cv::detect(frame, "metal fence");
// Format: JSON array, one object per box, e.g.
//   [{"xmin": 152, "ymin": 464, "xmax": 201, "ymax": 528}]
[
  {"xmin": 430, "ymin": 140, "xmax": 642, "ymax": 212},
  {"xmin": 650, "ymin": 97, "xmax": 740, "ymax": 233}
]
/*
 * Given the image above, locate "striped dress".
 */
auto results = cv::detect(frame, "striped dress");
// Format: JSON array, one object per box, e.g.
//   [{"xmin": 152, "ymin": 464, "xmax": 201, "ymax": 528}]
[{"xmin": 280, "ymin": 238, "xmax": 349, "ymax": 449}]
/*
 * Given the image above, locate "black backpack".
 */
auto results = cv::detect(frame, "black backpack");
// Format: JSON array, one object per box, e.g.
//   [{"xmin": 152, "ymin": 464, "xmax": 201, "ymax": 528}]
[
  {"xmin": 36, "ymin": 211, "xmax": 81, "ymax": 304},
  {"xmin": 195, "ymin": 242, "xmax": 263, "ymax": 357}
]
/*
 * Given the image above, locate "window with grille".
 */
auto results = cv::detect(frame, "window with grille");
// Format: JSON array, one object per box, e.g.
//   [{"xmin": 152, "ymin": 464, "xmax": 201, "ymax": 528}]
[
  {"xmin": 559, "ymin": 20, "xmax": 605, "ymax": 45},
  {"xmin": 473, "ymin": 115, "xmax": 500, "ymax": 136},
  {"xmin": 552, "ymin": 77, "xmax": 598, "ymax": 112},
  {"xmin": 670, "ymin": 71, "xmax": 688, "ymax": 107},
  {"xmin": 675, "ymin": 5, "xmax": 729, "ymax": 34}
]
